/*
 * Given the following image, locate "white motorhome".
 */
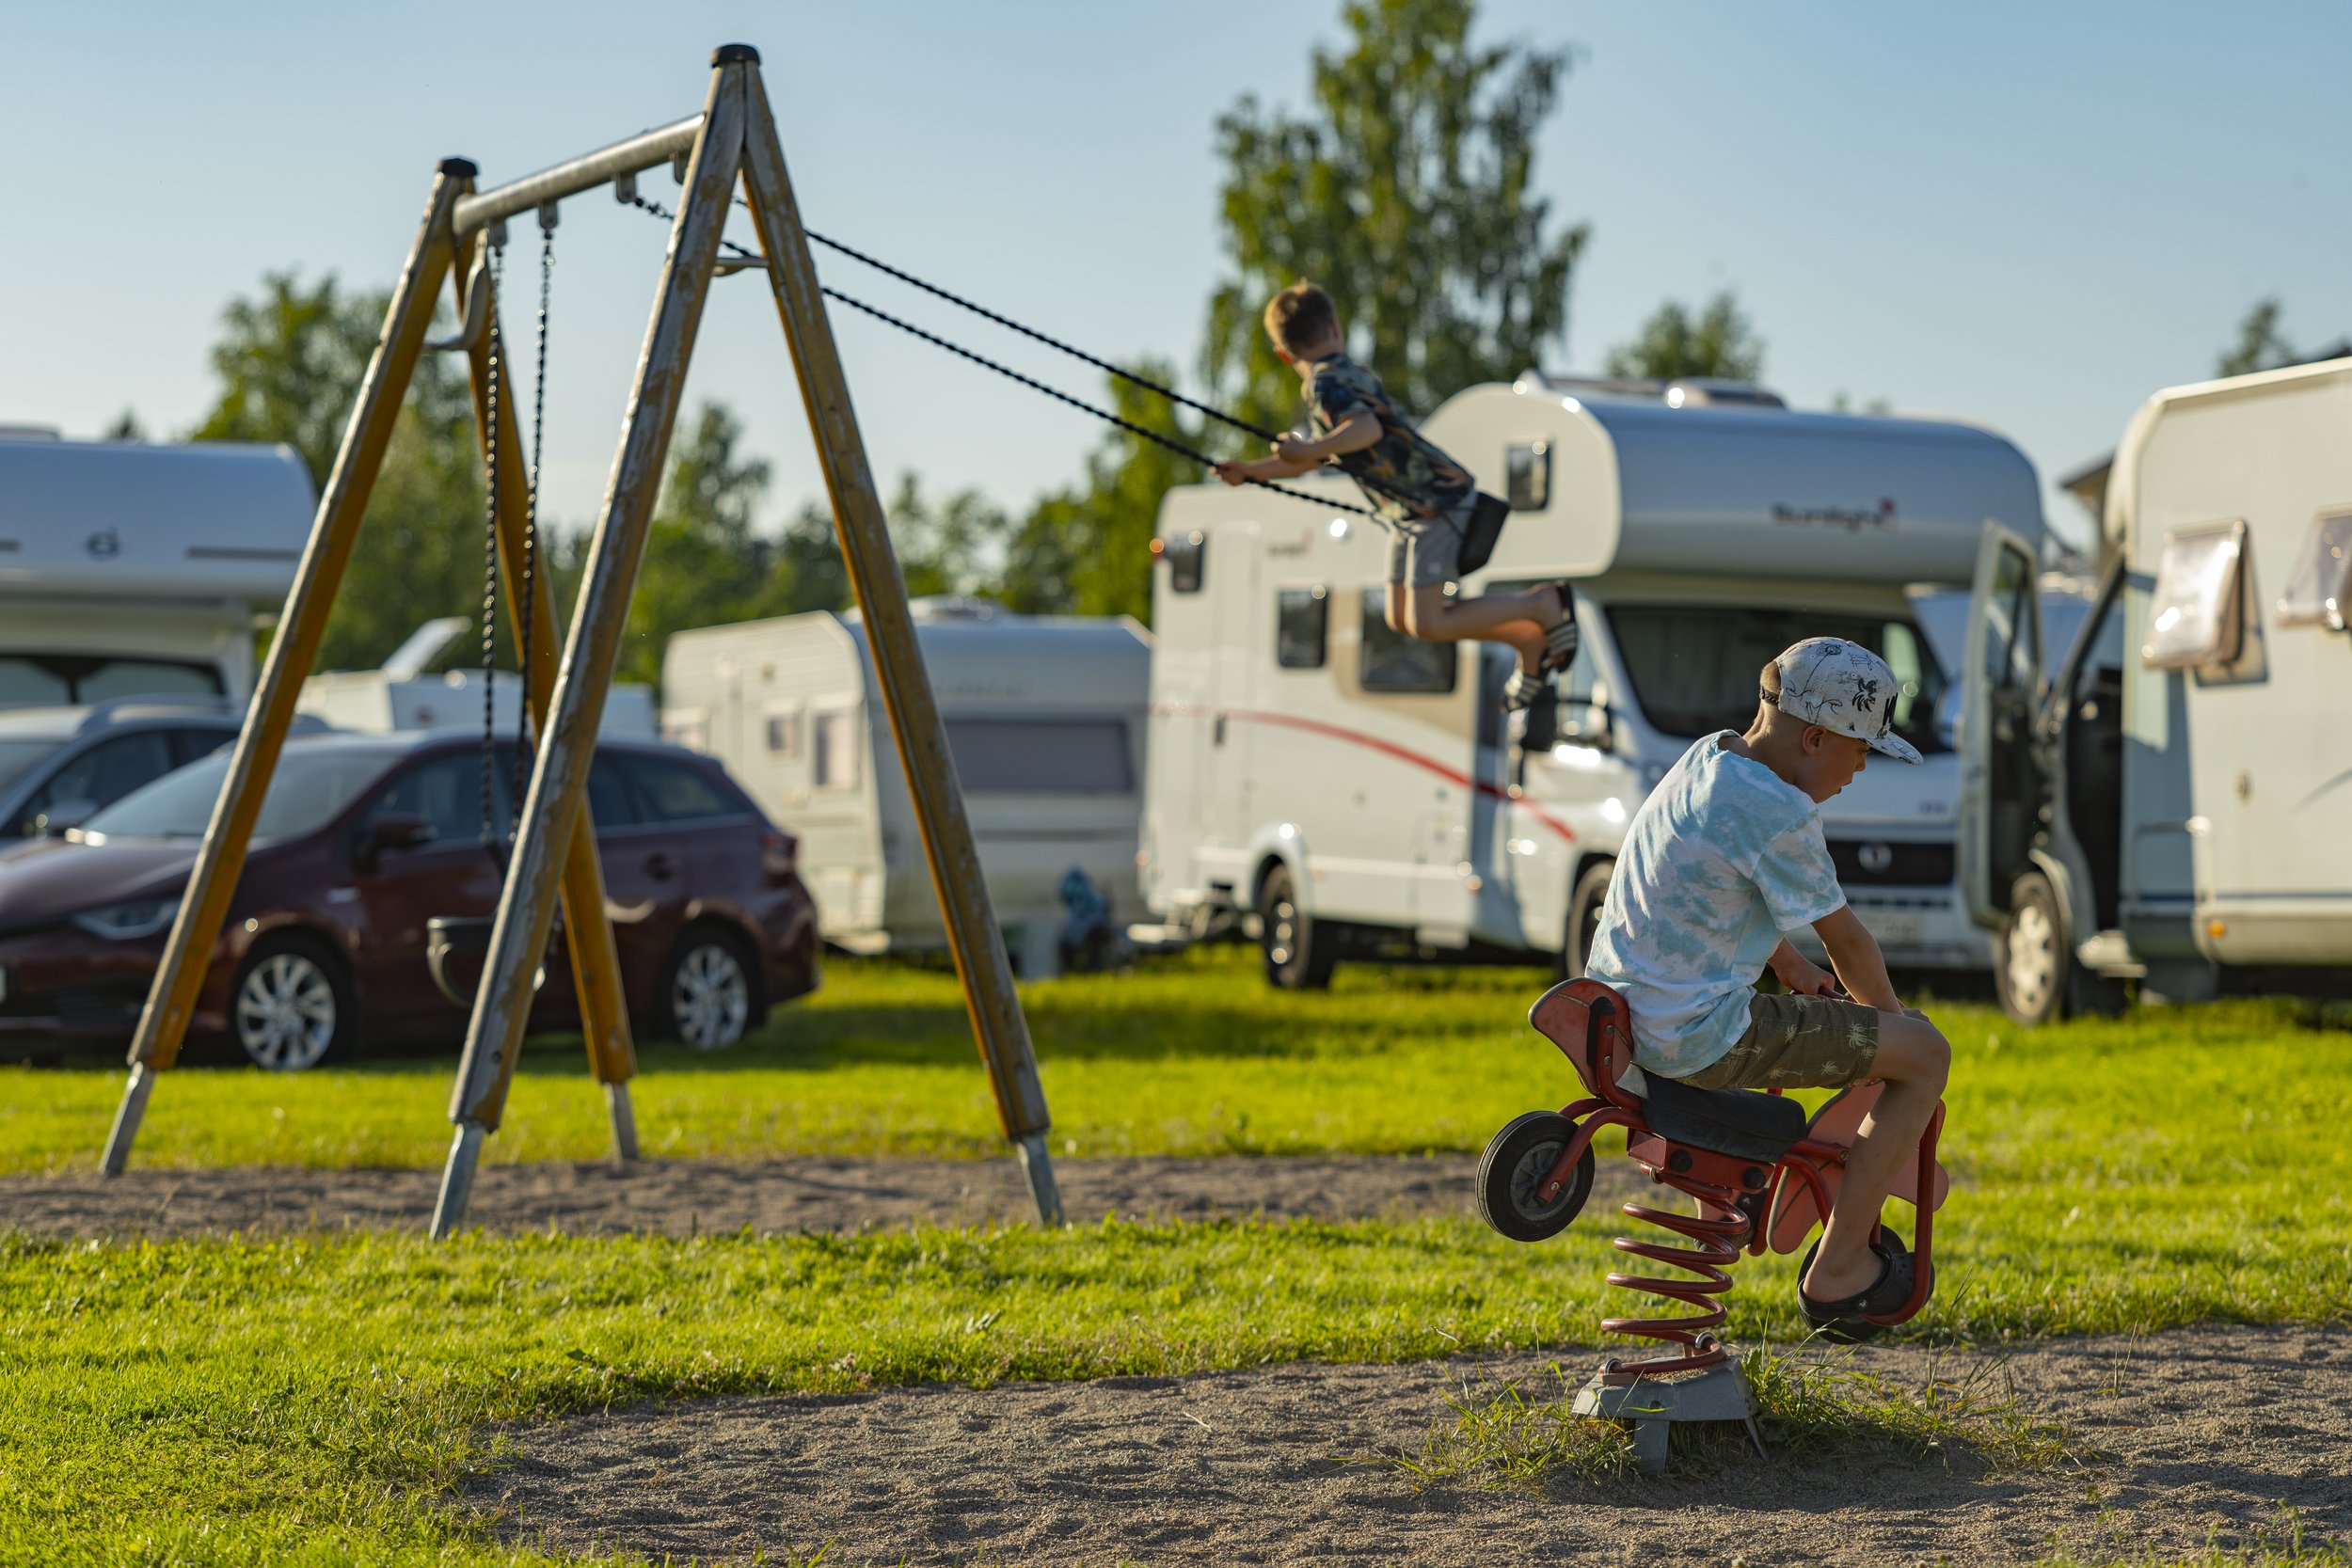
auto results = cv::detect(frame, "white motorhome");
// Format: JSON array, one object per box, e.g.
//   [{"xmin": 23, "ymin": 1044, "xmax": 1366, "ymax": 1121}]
[
  {"xmin": 1961, "ymin": 356, "xmax": 2352, "ymax": 1023},
  {"xmin": 662, "ymin": 600, "xmax": 1152, "ymax": 976},
  {"xmin": 1141, "ymin": 375, "xmax": 2043, "ymax": 987},
  {"xmin": 0, "ymin": 431, "xmax": 312, "ymax": 708},
  {"xmin": 299, "ymin": 618, "xmax": 659, "ymax": 739}
]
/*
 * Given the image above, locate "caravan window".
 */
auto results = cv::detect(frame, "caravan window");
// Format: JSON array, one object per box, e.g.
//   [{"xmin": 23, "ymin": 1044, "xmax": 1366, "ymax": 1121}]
[
  {"xmin": 812, "ymin": 708, "xmax": 860, "ymax": 790},
  {"xmin": 764, "ymin": 707, "xmax": 802, "ymax": 755},
  {"xmin": 1162, "ymin": 530, "xmax": 1206, "ymax": 594},
  {"xmin": 1276, "ymin": 587, "xmax": 1327, "ymax": 668},
  {"xmin": 1506, "ymin": 441, "xmax": 1550, "ymax": 511},
  {"xmin": 0, "ymin": 654, "xmax": 221, "ymax": 705},
  {"xmin": 2277, "ymin": 510, "xmax": 2352, "ymax": 630},
  {"xmin": 945, "ymin": 719, "xmax": 1134, "ymax": 794},
  {"xmin": 1604, "ymin": 605, "xmax": 1948, "ymax": 752},
  {"xmin": 2142, "ymin": 522, "xmax": 2248, "ymax": 669},
  {"xmin": 1358, "ymin": 589, "xmax": 1458, "ymax": 694}
]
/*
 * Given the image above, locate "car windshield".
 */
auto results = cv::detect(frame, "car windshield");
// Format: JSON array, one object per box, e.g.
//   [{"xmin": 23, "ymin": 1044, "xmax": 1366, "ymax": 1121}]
[
  {"xmin": 83, "ymin": 748, "xmax": 395, "ymax": 841},
  {"xmin": 1604, "ymin": 604, "xmax": 1949, "ymax": 753},
  {"xmin": 0, "ymin": 737, "xmax": 63, "ymax": 793}
]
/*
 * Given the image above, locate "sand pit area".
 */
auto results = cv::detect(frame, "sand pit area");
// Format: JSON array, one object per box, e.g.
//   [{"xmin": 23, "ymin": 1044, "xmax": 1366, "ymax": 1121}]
[
  {"xmin": 474, "ymin": 1323, "xmax": 2352, "ymax": 1567},
  {"xmin": 4, "ymin": 1152, "xmax": 1626, "ymax": 1239}
]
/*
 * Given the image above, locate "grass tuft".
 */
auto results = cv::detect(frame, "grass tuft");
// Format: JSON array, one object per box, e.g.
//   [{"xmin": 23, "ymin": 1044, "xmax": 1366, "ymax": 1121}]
[{"xmin": 1392, "ymin": 1343, "xmax": 2090, "ymax": 1489}]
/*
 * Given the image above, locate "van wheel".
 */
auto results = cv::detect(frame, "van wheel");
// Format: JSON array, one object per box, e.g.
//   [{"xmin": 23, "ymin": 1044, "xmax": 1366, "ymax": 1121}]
[
  {"xmin": 659, "ymin": 925, "xmax": 764, "ymax": 1050},
  {"xmin": 1258, "ymin": 866, "xmax": 1337, "ymax": 990},
  {"xmin": 1997, "ymin": 870, "xmax": 2122, "ymax": 1027},
  {"xmin": 1555, "ymin": 860, "xmax": 1614, "ymax": 981},
  {"xmin": 230, "ymin": 934, "xmax": 355, "ymax": 1072}
]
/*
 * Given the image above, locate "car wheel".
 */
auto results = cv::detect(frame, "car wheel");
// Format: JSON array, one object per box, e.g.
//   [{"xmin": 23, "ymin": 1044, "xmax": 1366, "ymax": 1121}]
[
  {"xmin": 230, "ymin": 935, "xmax": 354, "ymax": 1071},
  {"xmin": 660, "ymin": 926, "xmax": 761, "ymax": 1051},
  {"xmin": 1555, "ymin": 859, "xmax": 1614, "ymax": 981},
  {"xmin": 1257, "ymin": 865, "xmax": 1337, "ymax": 990},
  {"xmin": 1996, "ymin": 869, "xmax": 2122, "ymax": 1026}
]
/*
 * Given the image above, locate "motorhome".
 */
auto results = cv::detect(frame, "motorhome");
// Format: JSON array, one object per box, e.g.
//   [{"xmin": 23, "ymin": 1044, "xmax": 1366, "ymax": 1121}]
[
  {"xmin": 0, "ymin": 431, "xmax": 312, "ymax": 708},
  {"xmin": 298, "ymin": 618, "xmax": 659, "ymax": 739},
  {"xmin": 1961, "ymin": 356, "xmax": 2352, "ymax": 1023},
  {"xmin": 1140, "ymin": 374, "xmax": 2044, "ymax": 988},
  {"xmin": 662, "ymin": 599, "xmax": 1152, "ymax": 976}
]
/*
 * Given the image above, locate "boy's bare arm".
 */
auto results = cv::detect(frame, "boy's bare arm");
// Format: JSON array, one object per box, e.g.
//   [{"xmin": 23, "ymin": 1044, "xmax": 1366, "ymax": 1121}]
[
  {"xmin": 1766, "ymin": 938, "xmax": 1838, "ymax": 996},
  {"xmin": 1813, "ymin": 905, "xmax": 1903, "ymax": 1011},
  {"xmin": 1215, "ymin": 413, "xmax": 1382, "ymax": 485}
]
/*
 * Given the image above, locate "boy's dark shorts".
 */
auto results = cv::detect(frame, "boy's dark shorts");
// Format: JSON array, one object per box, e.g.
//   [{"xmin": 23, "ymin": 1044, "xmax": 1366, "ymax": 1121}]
[{"xmin": 1672, "ymin": 992, "xmax": 1881, "ymax": 1091}]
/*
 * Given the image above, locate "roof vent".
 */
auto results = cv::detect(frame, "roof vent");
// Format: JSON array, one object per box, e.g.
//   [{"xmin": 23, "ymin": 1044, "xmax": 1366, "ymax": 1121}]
[
  {"xmin": 1518, "ymin": 372, "xmax": 1786, "ymax": 409},
  {"xmin": 0, "ymin": 424, "xmax": 62, "ymax": 442}
]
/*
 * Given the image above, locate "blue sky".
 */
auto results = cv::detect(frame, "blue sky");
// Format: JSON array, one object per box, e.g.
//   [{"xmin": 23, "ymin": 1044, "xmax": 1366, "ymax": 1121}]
[{"xmin": 5, "ymin": 2, "xmax": 2347, "ymax": 555}]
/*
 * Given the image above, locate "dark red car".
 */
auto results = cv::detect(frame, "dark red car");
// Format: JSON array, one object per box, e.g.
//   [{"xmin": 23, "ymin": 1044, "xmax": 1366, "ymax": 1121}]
[{"xmin": 0, "ymin": 730, "xmax": 819, "ymax": 1069}]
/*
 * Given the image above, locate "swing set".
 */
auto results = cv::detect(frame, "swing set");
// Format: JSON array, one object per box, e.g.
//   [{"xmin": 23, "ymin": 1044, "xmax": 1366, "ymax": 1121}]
[{"xmin": 92, "ymin": 43, "xmax": 1524, "ymax": 1237}]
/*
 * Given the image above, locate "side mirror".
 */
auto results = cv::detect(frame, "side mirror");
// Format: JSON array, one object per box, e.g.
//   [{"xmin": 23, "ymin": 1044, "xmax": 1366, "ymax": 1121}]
[
  {"xmin": 34, "ymin": 799, "xmax": 97, "ymax": 837},
  {"xmin": 1557, "ymin": 700, "xmax": 1614, "ymax": 752},
  {"xmin": 359, "ymin": 812, "xmax": 437, "ymax": 865}
]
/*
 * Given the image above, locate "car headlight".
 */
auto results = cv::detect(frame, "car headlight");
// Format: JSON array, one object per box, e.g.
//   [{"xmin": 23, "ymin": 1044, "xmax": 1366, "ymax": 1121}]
[{"xmin": 69, "ymin": 898, "xmax": 183, "ymax": 941}]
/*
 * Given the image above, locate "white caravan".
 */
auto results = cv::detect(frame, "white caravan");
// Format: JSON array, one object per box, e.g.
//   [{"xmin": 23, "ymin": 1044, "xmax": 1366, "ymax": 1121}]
[
  {"xmin": 299, "ymin": 618, "xmax": 659, "ymax": 739},
  {"xmin": 1961, "ymin": 355, "xmax": 2352, "ymax": 1023},
  {"xmin": 1140, "ymin": 374, "xmax": 2043, "ymax": 987},
  {"xmin": 0, "ymin": 431, "xmax": 312, "ymax": 708},
  {"xmin": 663, "ymin": 600, "xmax": 1152, "ymax": 975}
]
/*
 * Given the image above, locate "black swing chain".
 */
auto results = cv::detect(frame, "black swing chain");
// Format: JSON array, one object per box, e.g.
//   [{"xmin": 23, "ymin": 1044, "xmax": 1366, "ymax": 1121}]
[
  {"xmin": 478, "ymin": 239, "xmax": 506, "ymax": 859},
  {"xmin": 622, "ymin": 194, "xmax": 1390, "ymax": 522},
  {"xmin": 513, "ymin": 221, "xmax": 552, "ymax": 825}
]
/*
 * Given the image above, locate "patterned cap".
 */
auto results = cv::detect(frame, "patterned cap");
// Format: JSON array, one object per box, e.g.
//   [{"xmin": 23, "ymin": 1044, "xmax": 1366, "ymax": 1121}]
[{"xmin": 1768, "ymin": 639, "xmax": 1924, "ymax": 765}]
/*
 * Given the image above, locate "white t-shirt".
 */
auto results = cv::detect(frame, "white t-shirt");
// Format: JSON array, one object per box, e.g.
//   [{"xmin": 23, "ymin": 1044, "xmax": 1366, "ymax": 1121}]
[{"xmin": 1585, "ymin": 732, "xmax": 1847, "ymax": 1078}]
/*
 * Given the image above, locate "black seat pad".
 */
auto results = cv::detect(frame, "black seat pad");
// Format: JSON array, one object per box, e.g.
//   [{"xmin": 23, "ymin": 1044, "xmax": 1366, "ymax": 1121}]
[{"xmin": 1640, "ymin": 1075, "xmax": 1807, "ymax": 1163}]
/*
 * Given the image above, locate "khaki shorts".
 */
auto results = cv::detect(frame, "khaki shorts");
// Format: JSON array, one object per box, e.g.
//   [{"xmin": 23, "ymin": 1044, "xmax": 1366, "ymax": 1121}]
[
  {"xmin": 1385, "ymin": 498, "xmax": 1472, "ymax": 588},
  {"xmin": 1673, "ymin": 991, "xmax": 1881, "ymax": 1092}
]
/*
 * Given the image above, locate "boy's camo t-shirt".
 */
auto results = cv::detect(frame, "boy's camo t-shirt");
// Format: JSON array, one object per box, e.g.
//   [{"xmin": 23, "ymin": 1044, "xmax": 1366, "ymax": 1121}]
[
  {"xmin": 1585, "ymin": 733, "xmax": 1848, "ymax": 1078},
  {"xmin": 1302, "ymin": 354, "xmax": 1474, "ymax": 524}
]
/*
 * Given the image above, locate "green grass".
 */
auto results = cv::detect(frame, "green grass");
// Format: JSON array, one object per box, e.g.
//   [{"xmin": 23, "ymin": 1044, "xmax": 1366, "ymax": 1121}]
[{"xmin": 7, "ymin": 949, "xmax": 2352, "ymax": 1561}]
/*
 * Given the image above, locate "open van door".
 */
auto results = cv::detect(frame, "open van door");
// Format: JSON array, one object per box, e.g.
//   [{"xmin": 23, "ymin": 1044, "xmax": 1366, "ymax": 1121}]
[{"xmin": 1958, "ymin": 523, "xmax": 2046, "ymax": 927}]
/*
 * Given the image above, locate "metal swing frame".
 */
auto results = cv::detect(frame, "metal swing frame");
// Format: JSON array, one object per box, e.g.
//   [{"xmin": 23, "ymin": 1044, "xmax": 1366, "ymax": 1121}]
[{"xmin": 98, "ymin": 45, "xmax": 1064, "ymax": 1236}]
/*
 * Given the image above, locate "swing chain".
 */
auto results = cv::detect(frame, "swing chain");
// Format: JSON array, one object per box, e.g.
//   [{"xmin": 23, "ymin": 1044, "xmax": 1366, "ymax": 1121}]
[
  {"xmin": 513, "ymin": 218, "xmax": 553, "ymax": 821},
  {"xmin": 621, "ymin": 195, "xmax": 1386, "ymax": 523},
  {"xmin": 479, "ymin": 238, "xmax": 506, "ymax": 859}
]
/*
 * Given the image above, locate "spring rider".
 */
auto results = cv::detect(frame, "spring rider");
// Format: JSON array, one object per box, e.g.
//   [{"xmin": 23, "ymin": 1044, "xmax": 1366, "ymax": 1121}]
[{"xmin": 1477, "ymin": 977, "xmax": 1947, "ymax": 1472}]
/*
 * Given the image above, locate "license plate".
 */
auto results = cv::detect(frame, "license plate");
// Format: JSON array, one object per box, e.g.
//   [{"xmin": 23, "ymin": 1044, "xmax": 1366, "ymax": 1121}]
[{"xmin": 1864, "ymin": 912, "xmax": 1922, "ymax": 950}]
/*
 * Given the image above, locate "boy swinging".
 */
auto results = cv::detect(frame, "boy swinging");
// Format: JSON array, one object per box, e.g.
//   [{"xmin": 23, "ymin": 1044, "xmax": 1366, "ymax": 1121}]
[
  {"xmin": 1585, "ymin": 639, "xmax": 1952, "ymax": 1335},
  {"xmin": 1215, "ymin": 282, "xmax": 1578, "ymax": 709}
]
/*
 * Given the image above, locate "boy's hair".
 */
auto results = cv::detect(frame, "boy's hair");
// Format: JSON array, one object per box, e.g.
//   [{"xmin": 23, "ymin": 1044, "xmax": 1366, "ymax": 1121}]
[
  {"xmin": 1756, "ymin": 658, "xmax": 1783, "ymax": 725},
  {"xmin": 1263, "ymin": 282, "xmax": 1339, "ymax": 356}
]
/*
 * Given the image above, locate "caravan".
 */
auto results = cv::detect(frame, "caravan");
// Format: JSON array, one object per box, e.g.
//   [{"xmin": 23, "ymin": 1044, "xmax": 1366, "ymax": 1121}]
[
  {"xmin": 664, "ymin": 600, "xmax": 1152, "ymax": 975},
  {"xmin": 0, "ymin": 432, "xmax": 312, "ymax": 707},
  {"xmin": 1141, "ymin": 374, "xmax": 2043, "ymax": 987},
  {"xmin": 1961, "ymin": 356, "xmax": 2352, "ymax": 1023}
]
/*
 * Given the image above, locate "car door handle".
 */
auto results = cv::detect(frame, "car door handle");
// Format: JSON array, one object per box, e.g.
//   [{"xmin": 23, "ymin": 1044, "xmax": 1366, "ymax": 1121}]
[{"xmin": 644, "ymin": 852, "xmax": 677, "ymax": 879}]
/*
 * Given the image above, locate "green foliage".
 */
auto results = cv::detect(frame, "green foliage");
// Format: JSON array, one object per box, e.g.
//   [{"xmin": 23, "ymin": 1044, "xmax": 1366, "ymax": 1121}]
[
  {"xmin": 1002, "ymin": 363, "xmax": 1203, "ymax": 621},
  {"xmin": 1603, "ymin": 292, "xmax": 1766, "ymax": 382},
  {"xmin": 2217, "ymin": 297, "xmax": 2298, "ymax": 378},
  {"xmin": 190, "ymin": 271, "xmax": 496, "ymax": 675},
  {"xmin": 1201, "ymin": 0, "xmax": 1587, "ymax": 435}
]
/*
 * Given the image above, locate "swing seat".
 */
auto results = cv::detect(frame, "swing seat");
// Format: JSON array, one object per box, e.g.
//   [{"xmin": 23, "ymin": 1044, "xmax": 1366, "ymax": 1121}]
[{"xmin": 424, "ymin": 915, "xmax": 495, "ymax": 1008}]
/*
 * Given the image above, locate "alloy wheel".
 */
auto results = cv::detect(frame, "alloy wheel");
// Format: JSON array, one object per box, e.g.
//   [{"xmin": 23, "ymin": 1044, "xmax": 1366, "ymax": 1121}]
[
  {"xmin": 236, "ymin": 951, "xmax": 339, "ymax": 1071},
  {"xmin": 672, "ymin": 941, "xmax": 751, "ymax": 1050}
]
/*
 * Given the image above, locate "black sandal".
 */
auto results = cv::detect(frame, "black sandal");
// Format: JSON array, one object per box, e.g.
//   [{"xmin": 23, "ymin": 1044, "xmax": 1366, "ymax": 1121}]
[
  {"xmin": 1503, "ymin": 668, "xmax": 1549, "ymax": 711},
  {"xmin": 1535, "ymin": 585, "xmax": 1579, "ymax": 676},
  {"xmin": 1797, "ymin": 1234, "xmax": 1914, "ymax": 1343}
]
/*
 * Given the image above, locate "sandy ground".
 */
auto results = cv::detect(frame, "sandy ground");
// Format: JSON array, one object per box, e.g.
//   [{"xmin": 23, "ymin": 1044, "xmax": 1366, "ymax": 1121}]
[
  {"xmin": 6, "ymin": 1153, "xmax": 1645, "ymax": 1238},
  {"xmin": 474, "ymin": 1323, "xmax": 2352, "ymax": 1568}
]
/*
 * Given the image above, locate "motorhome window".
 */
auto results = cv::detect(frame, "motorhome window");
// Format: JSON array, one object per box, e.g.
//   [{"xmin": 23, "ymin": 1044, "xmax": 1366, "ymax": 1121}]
[
  {"xmin": 1358, "ymin": 589, "xmax": 1459, "ymax": 693},
  {"xmin": 1506, "ymin": 441, "xmax": 1550, "ymax": 511},
  {"xmin": 1604, "ymin": 606, "xmax": 1948, "ymax": 752},
  {"xmin": 764, "ymin": 708, "xmax": 802, "ymax": 754},
  {"xmin": 618, "ymin": 754, "xmax": 741, "ymax": 822},
  {"xmin": 1276, "ymin": 587, "xmax": 1328, "ymax": 668},
  {"xmin": 1164, "ymin": 531, "xmax": 1206, "ymax": 593},
  {"xmin": 943, "ymin": 719, "xmax": 1134, "ymax": 793},
  {"xmin": 2277, "ymin": 510, "xmax": 2352, "ymax": 630},
  {"xmin": 86, "ymin": 747, "xmax": 391, "ymax": 842},
  {"xmin": 2141, "ymin": 522, "xmax": 2247, "ymax": 669},
  {"xmin": 813, "ymin": 708, "xmax": 859, "ymax": 790},
  {"xmin": 0, "ymin": 654, "xmax": 224, "ymax": 705}
]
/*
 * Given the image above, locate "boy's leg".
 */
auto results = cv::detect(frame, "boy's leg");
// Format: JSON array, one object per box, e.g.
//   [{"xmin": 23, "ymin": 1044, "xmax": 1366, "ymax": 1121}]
[
  {"xmin": 1384, "ymin": 579, "xmax": 1409, "ymax": 635},
  {"xmin": 1404, "ymin": 581, "xmax": 1558, "ymax": 670},
  {"xmin": 1802, "ymin": 1010, "xmax": 1950, "ymax": 1301}
]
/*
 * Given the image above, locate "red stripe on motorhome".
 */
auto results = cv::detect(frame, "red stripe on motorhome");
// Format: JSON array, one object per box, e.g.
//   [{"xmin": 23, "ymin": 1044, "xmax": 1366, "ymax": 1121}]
[{"xmin": 1153, "ymin": 705, "xmax": 1577, "ymax": 845}]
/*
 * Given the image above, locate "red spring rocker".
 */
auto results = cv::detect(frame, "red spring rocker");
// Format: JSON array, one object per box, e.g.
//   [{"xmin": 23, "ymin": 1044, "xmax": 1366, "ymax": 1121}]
[{"xmin": 1478, "ymin": 977, "xmax": 1947, "ymax": 1472}]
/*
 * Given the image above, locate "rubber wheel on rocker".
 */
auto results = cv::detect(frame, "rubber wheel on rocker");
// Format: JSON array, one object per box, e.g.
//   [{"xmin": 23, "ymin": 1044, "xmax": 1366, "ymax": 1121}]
[
  {"xmin": 1476, "ymin": 1112, "xmax": 1596, "ymax": 1242},
  {"xmin": 1258, "ymin": 866, "xmax": 1338, "ymax": 990}
]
